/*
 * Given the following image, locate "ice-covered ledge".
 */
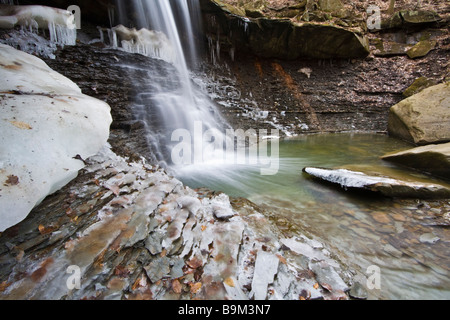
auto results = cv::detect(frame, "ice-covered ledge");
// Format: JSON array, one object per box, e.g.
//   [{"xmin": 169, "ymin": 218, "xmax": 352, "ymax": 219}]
[
  {"xmin": 303, "ymin": 166, "xmax": 450, "ymax": 199},
  {"xmin": 0, "ymin": 44, "xmax": 112, "ymax": 231},
  {"xmin": 0, "ymin": 5, "xmax": 76, "ymax": 45}
]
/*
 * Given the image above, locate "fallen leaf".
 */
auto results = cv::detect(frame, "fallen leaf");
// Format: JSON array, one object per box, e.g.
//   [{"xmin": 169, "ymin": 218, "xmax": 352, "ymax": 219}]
[
  {"xmin": 172, "ymin": 279, "xmax": 182, "ymax": 294},
  {"xmin": 0, "ymin": 281, "xmax": 11, "ymax": 292},
  {"xmin": 114, "ymin": 265, "xmax": 130, "ymax": 278},
  {"xmin": 190, "ymin": 282, "xmax": 202, "ymax": 294},
  {"xmin": 313, "ymin": 282, "xmax": 319, "ymax": 290},
  {"xmin": 38, "ymin": 224, "xmax": 58, "ymax": 235},
  {"xmin": 9, "ymin": 120, "xmax": 32, "ymax": 130},
  {"xmin": 5, "ymin": 175, "xmax": 19, "ymax": 186},
  {"xmin": 201, "ymin": 225, "xmax": 207, "ymax": 232},
  {"xmin": 224, "ymin": 277, "xmax": 235, "ymax": 287},
  {"xmin": 186, "ymin": 256, "xmax": 203, "ymax": 269},
  {"xmin": 105, "ymin": 183, "xmax": 121, "ymax": 196},
  {"xmin": 321, "ymin": 283, "xmax": 333, "ymax": 292},
  {"xmin": 64, "ymin": 239, "xmax": 76, "ymax": 251},
  {"xmin": 276, "ymin": 254, "xmax": 287, "ymax": 265}
]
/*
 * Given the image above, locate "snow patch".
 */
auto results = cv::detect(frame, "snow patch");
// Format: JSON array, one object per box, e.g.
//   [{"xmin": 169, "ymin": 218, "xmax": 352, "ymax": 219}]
[
  {"xmin": 304, "ymin": 167, "xmax": 402, "ymax": 188},
  {"xmin": 0, "ymin": 44, "xmax": 112, "ymax": 231}
]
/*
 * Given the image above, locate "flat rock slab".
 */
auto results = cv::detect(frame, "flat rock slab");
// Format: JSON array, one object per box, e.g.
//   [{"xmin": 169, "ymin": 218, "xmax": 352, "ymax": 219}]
[
  {"xmin": 382, "ymin": 143, "xmax": 450, "ymax": 180},
  {"xmin": 303, "ymin": 166, "xmax": 450, "ymax": 199}
]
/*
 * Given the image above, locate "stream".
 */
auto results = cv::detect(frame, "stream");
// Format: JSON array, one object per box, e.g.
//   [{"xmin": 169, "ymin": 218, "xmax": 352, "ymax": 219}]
[{"xmin": 176, "ymin": 133, "xmax": 450, "ymax": 300}]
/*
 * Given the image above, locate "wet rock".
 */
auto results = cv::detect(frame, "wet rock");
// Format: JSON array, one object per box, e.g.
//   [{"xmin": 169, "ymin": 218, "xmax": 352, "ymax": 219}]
[
  {"xmin": 250, "ymin": 251, "xmax": 279, "ymax": 300},
  {"xmin": 144, "ymin": 256, "xmax": 171, "ymax": 283},
  {"xmin": 349, "ymin": 282, "xmax": 368, "ymax": 300},
  {"xmin": 309, "ymin": 260, "xmax": 349, "ymax": 294},
  {"xmin": 388, "ymin": 82, "xmax": 450, "ymax": 145}
]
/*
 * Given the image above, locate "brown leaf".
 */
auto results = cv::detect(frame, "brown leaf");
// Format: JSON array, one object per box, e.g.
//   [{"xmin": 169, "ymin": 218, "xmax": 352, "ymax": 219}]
[
  {"xmin": 186, "ymin": 256, "xmax": 203, "ymax": 269},
  {"xmin": 224, "ymin": 277, "xmax": 235, "ymax": 288},
  {"xmin": 10, "ymin": 120, "xmax": 32, "ymax": 130},
  {"xmin": 172, "ymin": 279, "xmax": 182, "ymax": 294},
  {"xmin": 313, "ymin": 282, "xmax": 319, "ymax": 290},
  {"xmin": 0, "ymin": 281, "xmax": 11, "ymax": 292},
  {"xmin": 276, "ymin": 254, "xmax": 287, "ymax": 265},
  {"xmin": 190, "ymin": 282, "xmax": 202, "ymax": 294},
  {"xmin": 114, "ymin": 265, "xmax": 130, "ymax": 278},
  {"xmin": 38, "ymin": 224, "xmax": 58, "ymax": 235},
  {"xmin": 5, "ymin": 175, "xmax": 19, "ymax": 186},
  {"xmin": 321, "ymin": 282, "xmax": 333, "ymax": 292}
]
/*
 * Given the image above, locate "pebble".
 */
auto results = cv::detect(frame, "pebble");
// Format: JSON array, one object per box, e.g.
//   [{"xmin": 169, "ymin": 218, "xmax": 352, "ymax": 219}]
[{"xmin": 419, "ymin": 233, "xmax": 440, "ymax": 244}]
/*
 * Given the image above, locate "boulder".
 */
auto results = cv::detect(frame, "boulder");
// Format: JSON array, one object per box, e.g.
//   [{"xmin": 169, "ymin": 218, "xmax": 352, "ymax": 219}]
[
  {"xmin": 388, "ymin": 82, "xmax": 450, "ymax": 145},
  {"xmin": 382, "ymin": 143, "xmax": 450, "ymax": 180},
  {"xmin": 302, "ymin": 166, "xmax": 450, "ymax": 199},
  {"xmin": 0, "ymin": 44, "xmax": 112, "ymax": 231}
]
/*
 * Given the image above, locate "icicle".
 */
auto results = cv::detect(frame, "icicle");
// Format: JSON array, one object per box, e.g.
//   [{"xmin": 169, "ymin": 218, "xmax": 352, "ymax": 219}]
[
  {"xmin": 48, "ymin": 21, "xmax": 76, "ymax": 46},
  {"xmin": 108, "ymin": 25, "xmax": 176, "ymax": 64}
]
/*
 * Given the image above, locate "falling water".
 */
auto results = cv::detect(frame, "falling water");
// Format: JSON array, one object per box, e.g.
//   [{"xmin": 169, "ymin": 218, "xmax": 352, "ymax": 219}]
[{"xmin": 115, "ymin": 0, "xmax": 230, "ymax": 169}]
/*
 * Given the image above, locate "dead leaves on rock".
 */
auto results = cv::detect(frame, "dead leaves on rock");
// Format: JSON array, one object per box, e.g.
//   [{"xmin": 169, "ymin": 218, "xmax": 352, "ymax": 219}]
[
  {"xmin": 9, "ymin": 120, "xmax": 32, "ymax": 130},
  {"xmin": 4, "ymin": 175, "xmax": 19, "ymax": 186}
]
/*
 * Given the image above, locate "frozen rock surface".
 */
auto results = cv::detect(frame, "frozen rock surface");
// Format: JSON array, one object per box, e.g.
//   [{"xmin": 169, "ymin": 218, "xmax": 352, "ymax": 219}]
[
  {"xmin": 108, "ymin": 25, "xmax": 176, "ymax": 64},
  {"xmin": 0, "ymin": 44, "xmax": 112, "ymax": 231},
  {"xmin": 303, "ymin": 167, "xmax": 450, "ymax": 199},
  {"xmin": 0, "ymin": 5, "xmax": 76, "ymax": 45},
  {"xmin": 0, "ymin": 5, "xmax": 77, "ymax": 59},
  {"xmin": 0, "ymin": 146, "xmax": 352, "ymax": 300},
  {"xmin": 0, "ymin": 5, "xmax": 74, "ymax": 30}
]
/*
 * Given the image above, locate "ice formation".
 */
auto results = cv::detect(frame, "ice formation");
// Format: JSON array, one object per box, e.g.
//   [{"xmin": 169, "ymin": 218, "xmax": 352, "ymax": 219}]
[
  {"xmin": 303, "ymin": 167, "xmax": 450, "ymax": 198},
  {"xmin": 304, "ymin": 168, "xmax": 400, "ymax": 189},
  {"xmin": 0, "ymin": 5, "xmax": 76, "ymax": 58},
  {"xmin": 108, "ymin": 25, "xmax": 176, "ymax": 64},
  {"xmin": 0, "ymin": 44, "xmax": 112, "ymax": 231}
]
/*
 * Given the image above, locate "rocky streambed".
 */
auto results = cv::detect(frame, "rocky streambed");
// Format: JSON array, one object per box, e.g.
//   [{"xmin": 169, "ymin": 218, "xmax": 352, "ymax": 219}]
[
  {"xmin": 0, "ymin": 145, "xmax": 355, "ymax": 300},
  {"xmin": 0, "ymin": 0, "xmax": 449, "ymax": 301}
]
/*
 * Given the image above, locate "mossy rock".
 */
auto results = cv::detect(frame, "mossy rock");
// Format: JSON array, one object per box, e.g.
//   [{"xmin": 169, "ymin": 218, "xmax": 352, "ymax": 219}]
[
  {"xmin": 245, "ymin": 8, "xmax": 265, "ymax": 18},
  {"xmin": 379, "ymin": 10, "xmax": 441, "ymax": 31},
  {"xmin": 401, "ymin": 10, "xmax": 441, "ymax": 26},
  {"xmin": 318, "ymin": 0, "xmax": 344, "ymax": 13},
  {"xmin": 403, "ymin": 77, "xmax": 436, "ymax": 98},
  {"xmin": 406, "ymin": 40, "xmax": 436, "ymax": 59},
  {"xmin": 212, "ymin": 0, "xmax": 246, "ymax": 16}
]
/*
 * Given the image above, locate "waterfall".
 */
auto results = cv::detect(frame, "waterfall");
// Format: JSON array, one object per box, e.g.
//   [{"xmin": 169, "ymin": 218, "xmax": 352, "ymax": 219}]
[{"xmin": 115, "ymin": 0, "xmax": 230, "ymax": 169}]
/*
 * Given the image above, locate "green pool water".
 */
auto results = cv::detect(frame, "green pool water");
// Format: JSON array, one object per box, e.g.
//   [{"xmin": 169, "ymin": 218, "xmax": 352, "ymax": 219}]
[{"xmin": 176, "ymin": 133, "xmax": 450, "ymax": 300}]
